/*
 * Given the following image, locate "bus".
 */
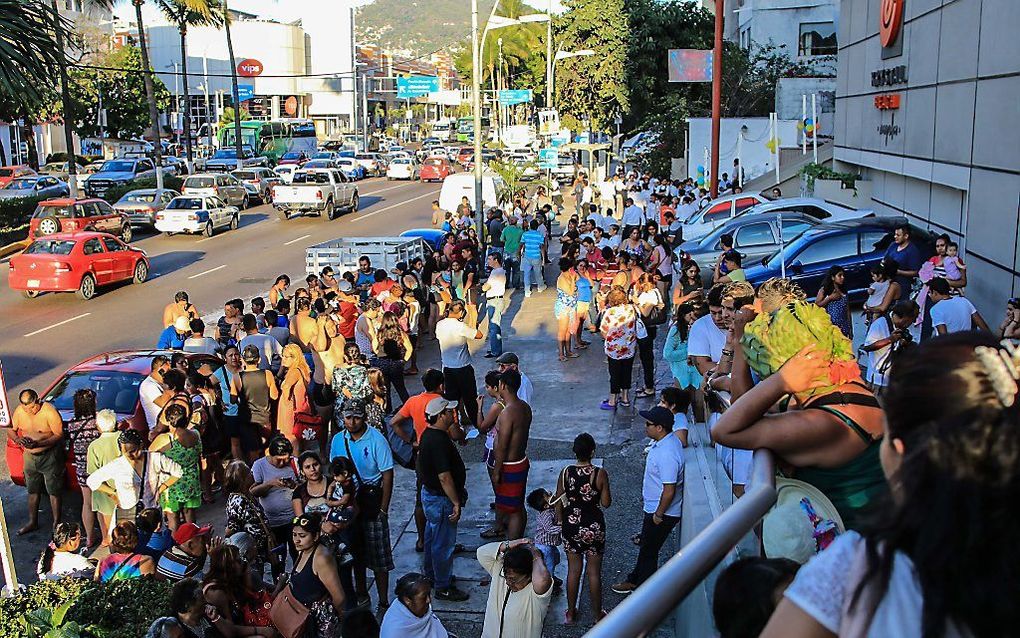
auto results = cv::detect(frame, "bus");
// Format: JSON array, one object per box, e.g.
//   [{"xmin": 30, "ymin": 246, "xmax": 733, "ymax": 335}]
[
  {"xmin": 456, "ymin": 116, "xmax": 490, "ymax": 142},
  {"xmin": 217, "ymin": 118, "xmax": 317, "ymax": 164}
]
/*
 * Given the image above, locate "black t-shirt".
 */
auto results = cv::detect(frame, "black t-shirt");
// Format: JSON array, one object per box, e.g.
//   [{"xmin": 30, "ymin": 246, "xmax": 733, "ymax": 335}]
[
  {"xmin": 462, "ymin": 260, "xmax": 480, "ymax": 288},
  {"xmin": 416, "ymin": 427, "xmax": 466, "ymax": 500}
]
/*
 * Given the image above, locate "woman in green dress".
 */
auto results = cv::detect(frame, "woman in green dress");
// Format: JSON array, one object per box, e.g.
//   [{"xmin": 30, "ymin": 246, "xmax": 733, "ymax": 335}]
[{"xmin": 152, "ymin": 402, "xmax": 202, "ymax": 531}]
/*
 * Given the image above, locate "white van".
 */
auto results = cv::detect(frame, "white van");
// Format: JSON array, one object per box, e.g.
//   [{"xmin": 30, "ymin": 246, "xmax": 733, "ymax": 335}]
[{"xmin": 438, "ymin": 172, "xmax": 504, "ymax": 214}]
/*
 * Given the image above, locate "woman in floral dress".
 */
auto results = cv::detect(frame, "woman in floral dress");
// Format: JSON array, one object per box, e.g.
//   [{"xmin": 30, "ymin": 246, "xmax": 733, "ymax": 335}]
[
  {"xmin": 556, "ymin": 432, "xmax": 612, "ymax": 623},
  {"xmin": 66, "ymin": 389, "xmax": 101, "ymax": 548},
  {"xmin": 331, "ymin": 342, "xmax": 371, "ymax": 419},
  {"xmin": 599, "ymin": 287, "xmax": 639, "ymax": 409},
  {"xmin": 152, "ymin": 403, "xmax": 202, "ymax": 531}
]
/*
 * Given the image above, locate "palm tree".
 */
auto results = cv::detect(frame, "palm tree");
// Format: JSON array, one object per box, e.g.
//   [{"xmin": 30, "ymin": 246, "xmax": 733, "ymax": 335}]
[
  {"xmin": 221, "ymin": 0, "xmax": 244, "ymax": 170},
  {"xmin": 156, "ymin": 0, "xmax": 222, "ymax": 168}
]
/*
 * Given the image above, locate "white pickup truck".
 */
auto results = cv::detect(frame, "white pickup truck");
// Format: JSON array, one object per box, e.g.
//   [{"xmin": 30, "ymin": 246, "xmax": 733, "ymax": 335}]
[{"xmin": 271, "ymin": 168, "xmax": 359, "ymax": 220}]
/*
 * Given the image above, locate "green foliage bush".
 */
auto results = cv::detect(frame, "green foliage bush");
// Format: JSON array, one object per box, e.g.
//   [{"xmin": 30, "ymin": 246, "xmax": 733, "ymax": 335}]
[
  {"xmin": 0, "ymin": 578, "xmax": 91, "ymax": 638},
  {"xmin": 0, "ymin": 195, "xmax": 45, "ymax": 245},
  {"xmin": 101, "ymin": 175, "xmax": 184, "ymax": 205}
]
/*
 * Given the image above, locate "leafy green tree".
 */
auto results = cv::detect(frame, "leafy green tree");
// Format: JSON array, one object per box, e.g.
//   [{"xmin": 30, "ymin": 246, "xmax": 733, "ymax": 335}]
[
  {"xmin": 453, "ymin": 0, "xmax": 546, "ymax": 89},
  {"xmin": 0, "ymin": 0, "xmax": 67, "ymax": 111},
  {"xmin": 554, "ymin": 0, "xmax": 629, "ymax": 133},
  {"xmin": 70, "ymin": 46, "xmax": 172, "ymax": 140},
  {"xmin": 218, "ymin": 106, "xmax": 250, "ymax": 129}
]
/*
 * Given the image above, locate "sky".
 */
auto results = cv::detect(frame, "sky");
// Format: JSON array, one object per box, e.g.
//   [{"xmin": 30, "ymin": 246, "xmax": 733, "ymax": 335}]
[{"xmin": 113, "ymin": 0, "xmax": 567, "ymax": 24}]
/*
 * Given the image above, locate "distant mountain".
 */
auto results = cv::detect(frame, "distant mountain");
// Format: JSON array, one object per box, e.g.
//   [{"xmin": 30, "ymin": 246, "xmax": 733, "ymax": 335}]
[{"xmin": 356, "ymin": 0, "xmax": 498, "ymax": 56}]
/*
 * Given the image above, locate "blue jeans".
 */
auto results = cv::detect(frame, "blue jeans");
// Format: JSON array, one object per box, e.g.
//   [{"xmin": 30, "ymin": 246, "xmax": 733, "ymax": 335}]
[
  {"xmin": 504, "ymin": 256, "xmax": 520, "ymax": 289},
  {"xmin": 421, "ymin": 488, "xmax": 458, "ymax": 589},
  {"xmin": 485, "ymin": 296, "xmax": 504, "ymax": 355},
  {"xmin": 536, "ymin": 543, "xmax": 560, "ymax": 576},
  {"xmin": 521, "ymin": 256, "xmax": 545, "ymax": 293}
]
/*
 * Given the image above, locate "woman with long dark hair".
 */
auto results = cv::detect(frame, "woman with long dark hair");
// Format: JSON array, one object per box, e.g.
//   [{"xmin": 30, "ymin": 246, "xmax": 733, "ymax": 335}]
[
  {"xmin": 291, "ymin": 513, "xmax": 346, "ymax": 637},
  {"xmin": 816, "ymin": 265, "xmax": 853, "ymax": 339},
  {"xmin": 38, "ymin": 522, "xmax": 91, "ymax": 580},
  {"xmin": 663, "ymin": 303, "xmax": 702, "ymax": 416},
  {"xmin": 66, "ymin": 388, "xmax": 100, "ymax": 548},
  {"xmin": 673, "ymin": 260, "xmax": 704, "ymax": 307},
  {"xmin": 763, "ymin": 333, "xmax": 1020, "ymax": 637}
]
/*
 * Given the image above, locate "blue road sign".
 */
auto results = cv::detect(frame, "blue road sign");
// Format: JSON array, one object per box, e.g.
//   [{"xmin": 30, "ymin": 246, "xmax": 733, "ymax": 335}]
[
  {"xmin": 539, "ymin": 148, "xmax": 558, "ymax": 169},
  {"xmin": 397, "ymin": 75, "xmax": 441, "ymax": 99},
  {"xmin": 498, "ymin": 89, "xmax": 533, "ymax": 105},
  {"xmin": 236, "ymin": 84, "xmax": 254, "ymax": 102}
]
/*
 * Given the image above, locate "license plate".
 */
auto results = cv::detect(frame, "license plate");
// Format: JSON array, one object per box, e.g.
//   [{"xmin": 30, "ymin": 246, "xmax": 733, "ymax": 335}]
[{"xmin": 27, "ymin": 279, "xmax": 40, "ymax": 288}]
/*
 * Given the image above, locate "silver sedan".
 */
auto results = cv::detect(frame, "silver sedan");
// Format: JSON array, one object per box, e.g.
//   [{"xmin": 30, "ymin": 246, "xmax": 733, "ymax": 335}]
[{"xmin": 0, "ymin": 175, "xmax": 69, "ymax": 201}]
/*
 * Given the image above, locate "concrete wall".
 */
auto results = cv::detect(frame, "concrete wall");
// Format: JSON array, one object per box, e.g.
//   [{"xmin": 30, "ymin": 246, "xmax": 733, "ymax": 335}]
[
  {"xmin": 727, "ymin": 0, "xmax": 840, "ymax": 75},
  {"xmin": 833, "ymin": 0, "xmax": 1020, "ymax": 318},
  {"xmin": 688, "ymin": 117, "xmax": 801, "ymax": 184}
]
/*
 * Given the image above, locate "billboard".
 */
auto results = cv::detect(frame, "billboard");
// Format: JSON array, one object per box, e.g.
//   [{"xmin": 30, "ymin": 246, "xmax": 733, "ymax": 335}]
[
  {"xmin": 397, "ymin": 76, "xmax": 441, "ymax": 99},
  {"xmin": 668, "ymin": 49, "xmax": 713, "ymax": 83}
]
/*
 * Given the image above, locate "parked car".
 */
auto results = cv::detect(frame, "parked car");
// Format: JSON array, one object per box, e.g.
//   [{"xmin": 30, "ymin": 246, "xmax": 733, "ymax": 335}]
[
  {"xmin": 160, "ymin": 156, "xmax": 190, "ymax": 176},
  {"xmin": 155, "ymin": 195, "xmax": 240, "ymax": 237},
  {"xmin": 39, "ymin": 161, "xmax": 84, "ymax": 181},
  {"xmin": 675, "ymin": 211, "xmax": 823, "ymax": 286},
  {"xmin": 5, "ymin": 350, "xmax": 222, "ymax": 487},
  {"xmin": 551, "ymin": 154, "xmax": 575, "ymax": 183},
  {"xmin": 302, "ymin": 159, "xmax": 335, "ymax": 171},
  {"xmin": 419, "ymin": 157, "xmax": 454, "ymax": 182},
  {"xmin": 277, "ymin": 151, "xmax": 310, "ymax": 166},
  {"xmin": 181, "ymin": 173, "xmax": 249, "ymax": 208},
  {"xmin": 29, "ymin": 198, "xmax": 132, "ymax": 242},
  {"xmin": 8, "ymin": 231, "xmax": 149, "ymax": 300},
  {"xmin": 231, "ymin": 167, "xmax": 282, "ymax": 203},
  {"xmin": 84, "ymin": 158, "xmax": 159, "ymax": 198},
  {"xmin": 386, "ymin": 157, "xmax": 419, "ymax": 181},
  {"xmin": 272, "ymin": 168, "xmax": 359, "ymax": 219},
  {"xmin": 0, "ymin": 165, "xmax": 36, "ymax": 188},
  {"xmin": 75, "ymin": 162, "xmax": 102, "ymax": 192},
  {"xmin": 204, "ymin": 147, "xmax": 267, "ymax": 172},
  {"xmin": 337, "ymin": 157, "xmax": 366, "ymax": 180},
  {"xmin": 0, "ymin": 175, "xmax": 69, "ymax": 201},
  {"xmin": 354, "ymin": 153, "xmax": 384, "ymax": 176},
  {"xmin": 744, "ymin": 217, "xmax": 935, "ymax": 301},
  {"xmin": 274, "ymin": 164, "xmax": 298, "ymax": 184},
  {"xmin": 113, "ymin": 188, "xmax": 181, "ymax": 228},
  {"xmin": 682, "ymin": 195, "xmax": 861, "ymax": 242}
]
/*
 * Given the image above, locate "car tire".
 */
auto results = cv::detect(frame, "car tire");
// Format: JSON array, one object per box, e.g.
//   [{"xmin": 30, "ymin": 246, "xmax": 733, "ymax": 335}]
[
  {"xmin": 325, "ymin": 199, "xmax": 336, "ymax": 221},
  {"xmin": 37, "ymin": 215, "xmax": 61, "ymax": 236},
  {"xmin": 241, "ymin": 195, "xmax": 250, "ymax": 210},
  {"xmin": 278, "ymin": 209, "xmax": 290, "ymax": 220},
  {"xmin": 120, "ymin": 224, "xmax": 132, "ymax": 243},
  {"xmin": 77, "ymin": 273, "xmax": 97, "ymax": 300},
  {"xmin": 229, "ymin": 214, "xmax": 238, "ymax": 230},
  {"xmin": 203, "ymin": 221, "xmax": 215, "ymax": 237},
  {"xmin": 132, "ymin": 260, "xmax": 148, "ymax": 284},
  {"xmin": 349, "ymin": 194, "xmax": 359, "ymax": 213},
  {"xmin": 21, "ymin": 290, "xmax": 40, "ymax": 299}
]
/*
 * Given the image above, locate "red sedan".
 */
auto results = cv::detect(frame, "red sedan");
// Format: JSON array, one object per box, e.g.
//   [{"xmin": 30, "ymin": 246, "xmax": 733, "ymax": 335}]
[
  {"xmin": 5, "ymin": 350, "xmax": 223, "ymax": 488},
  {"xmin": 8, "ymin": 231, "xmax": 149, "ymax": 300},
  {"xmin": 420, "ymin": 157, "xmax": 454, "ymax": 182}
]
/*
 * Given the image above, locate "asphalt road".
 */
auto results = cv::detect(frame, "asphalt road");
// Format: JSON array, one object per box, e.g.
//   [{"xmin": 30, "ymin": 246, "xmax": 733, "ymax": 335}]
[{"xmin": 0, "ymin": 176, "xmax": 441, "ymax": 395}]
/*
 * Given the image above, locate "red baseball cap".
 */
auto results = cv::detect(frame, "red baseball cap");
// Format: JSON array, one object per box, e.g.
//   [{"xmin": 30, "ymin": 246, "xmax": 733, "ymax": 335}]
[{"xmin": 172, "ymin": 522, "xmax": 212, "ymax": 545}]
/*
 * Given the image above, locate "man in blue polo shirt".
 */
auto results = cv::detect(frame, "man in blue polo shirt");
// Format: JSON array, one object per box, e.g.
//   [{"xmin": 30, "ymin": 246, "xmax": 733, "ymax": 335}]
[
  {"xmin": 157, "ymin": 316, "xmax": 191, "ymax": 350},
  {"xmin": 519, "ymin": 219, "xmax": 547, "ymax": 298},
  {"xmin": 883, "ymin": 223, "xmax": 924, "ymax": 300},
  {"xmin": 329, "ymin": 398, "xmax": 395, "ymax": 606}
]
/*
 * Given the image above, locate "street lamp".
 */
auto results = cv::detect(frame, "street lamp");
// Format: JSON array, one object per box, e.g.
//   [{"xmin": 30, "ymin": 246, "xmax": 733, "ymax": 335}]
[{"xmin": 549, "ymin": 48, "xmax": 594, "ymax": 112}]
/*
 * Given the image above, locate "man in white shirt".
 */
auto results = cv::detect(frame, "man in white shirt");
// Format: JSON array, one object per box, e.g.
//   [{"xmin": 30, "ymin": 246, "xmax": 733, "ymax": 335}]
[
  {"xmin": 862, "ymin": 300, "xmax": 919, "ymax": 389},
  {"xmin": 482, "ymin": 253, "xmax": 507, "ymax": 358},
  {"xmin": 621, "ymin": 198, "xmax": 646, "ymax": 237},
  {"xmin": 927, "ymin": 277, "xmax": 990, "ymax": 337},
  {"xmin": 495, "ymin": 352, "xmax": 534, "ymax": 405},
  {"xmin": 182, "ymin": 319, "xmax": 220, "ymax": 355},
  {"xmin": 612, "ymin": 406, "xmax": 684, "ymax": 594},
  {"xmin": 436, "ymin": 300, "xmax": 484, "ymax": 427},
  {"xmin": 238, "ymin": 313, "xmax": 284, "ymax": 371},
  {"xmin": 140, "ymin": 356, "xmax": 170, "ymax": 434}
]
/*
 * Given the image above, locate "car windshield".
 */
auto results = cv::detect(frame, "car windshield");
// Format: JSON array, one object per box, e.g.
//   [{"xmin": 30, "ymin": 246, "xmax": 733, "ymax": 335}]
[
  {"xmin": 119, "ymin": 192, "xmax": 156, "ymax": 204},
  {"xmin": 293, "ymin": 172, "xmax": 330, "ymax": 185},
  {"xmin": 425, "ymin": 159, "xmax": 443, "ymax": 166},
  {"xmin": 0, "ymin": 169, "xmax": 13, "ymax": 177},
  {"xmin": 282, "ymin": 153, "xmax": 302, "ymax": 160},
  {"xmin": 356, "ymin": 154, "xmax": 373, "ymax": 160},
  {"xmin": 304, "ymin": 161, "xmax": 330, "ymax": 169},
  {"xmin": 233, "ymin": 171, "xmax": 257, "ymax": 180},
  {"xmin": 312, "ymin": 153, "xmax": 332, "ymax": 159},
  {"xmin": 4, "ymin": 179, "xmax": 36, "ymax": 190},
  {"xmin": 25, "ymin": 239, "xmax": 75, "ymax": 255},
  {"xmin": 99, "ymin": 161, "xmax": 134, "ymax": 172},
  {"xmin": 184, "ymin": 177, "xmax": 215, "ymax": 188},
  {"xmin": 44, "ymin": 370, "xmax": 144, "ymax": 414},
  {"xmin": 168, "ymin": 197, "xmax": 203, "ymax": 210},
  {"xmin": 394, "ymin": 159, "xmax": 410, "ymax": 165},
  {"xmin": 32, "ymin": 204, "xmax": 75, "ymax": 219}
]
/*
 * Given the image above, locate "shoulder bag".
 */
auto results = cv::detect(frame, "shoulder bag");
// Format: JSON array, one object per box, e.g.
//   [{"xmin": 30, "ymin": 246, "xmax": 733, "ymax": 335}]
[
  {"xmin": 383, "ymin": 418, "xmax": 416, "ymax": 470},
  {"xmin": 642, "ymin": 289, "xmax": 668, "ymax": 326},
  {"xmin": 630, "ymin": 305, "xmax": 649, "ymax": 339},
  {"xmin": 269, "ymin": 583, "xmax": 310, "ymax": 638},
  {"xmin": 344, "ymin": 435, "xmax": 382, "ymax": 519}
]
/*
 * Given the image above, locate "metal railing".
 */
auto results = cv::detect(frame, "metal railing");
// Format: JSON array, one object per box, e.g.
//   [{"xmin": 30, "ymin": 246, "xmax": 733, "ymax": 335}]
[{"xmin": 584, "ymin": 449, "xmax": 777, "ymax": 638}]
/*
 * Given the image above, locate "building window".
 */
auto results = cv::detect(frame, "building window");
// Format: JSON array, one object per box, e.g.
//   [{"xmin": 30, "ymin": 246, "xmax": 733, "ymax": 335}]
[
  {"xmin": 798, "ymin": 22, "xmax": 837, "ymax": 56},
  {"xmin": 740, "ymin": 28, "xmax": 751, "ymax": 50}
]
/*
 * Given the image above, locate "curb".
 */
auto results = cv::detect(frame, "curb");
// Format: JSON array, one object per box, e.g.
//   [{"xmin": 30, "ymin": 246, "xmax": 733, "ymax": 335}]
[{"xmin": 0, "ymin": 240, "xmax": 27, "ymax": 261}]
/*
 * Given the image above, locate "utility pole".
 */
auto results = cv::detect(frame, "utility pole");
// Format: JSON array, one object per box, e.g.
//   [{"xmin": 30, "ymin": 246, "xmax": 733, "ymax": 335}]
[
  {"xmin": 546, "ymin": 0, "xmax": 553, "ymax": 109},
  {"xmin": 471, "ymin": 0, "xmax": 484, "ymax": 244},
  {"xmin": 50, "ymin": 0, "xmax": 79, "ymax": 198},
  {"xmin": 362, "ymin": 75, "xmax": 369, "ymax": 150},
  {"xmin": 710, "ymin": 0, "xmax": 724, "ymax": 197},
  {"xmin": 223, "ymin": 0, "xmax": 244, "ymax": 171}
]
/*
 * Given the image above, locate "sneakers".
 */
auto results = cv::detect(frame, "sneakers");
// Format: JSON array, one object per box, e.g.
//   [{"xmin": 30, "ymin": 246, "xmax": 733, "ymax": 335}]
[
  {"xmin": 611, "ymin": 581, "xmax": 637, "ymax": 595},
  {"xmin": 435, "ymin": 585, "xmax": 470, "ymax": 602}
]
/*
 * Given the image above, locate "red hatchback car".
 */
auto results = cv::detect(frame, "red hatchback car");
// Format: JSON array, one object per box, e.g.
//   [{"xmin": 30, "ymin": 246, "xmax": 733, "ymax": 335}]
[
  {"xmin": 0, "ymin": 165, "xmax": 36, "ymax": 188},
  {"xmin": 5, "ymin": 350, "xmax": 223, "ymax": 488},
  {"xmin": 29, "ymin": 197, "xmax": 133, "ymax": 243},
  {"xmin": 419, "ymin": 157, "xmax": 454, "ymax": 182},
  {"xmin": 8, "ymin": 231, "xmax": 149, "ymax": 300}
]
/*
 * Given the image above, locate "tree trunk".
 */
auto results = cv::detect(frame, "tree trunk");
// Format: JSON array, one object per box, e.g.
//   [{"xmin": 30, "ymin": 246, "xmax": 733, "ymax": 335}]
[
  {"xmin": 21, "ymin": 118, "xmax": 39, "ymax": 170},
  {"xmin": 178, "ymin": 23, "xmax": 194, "ymax": 166},
  {"xmin": 223, "ymin": 0, "xmax": 244, "ymax": 171},
  {"xmin": 50, "ymin": 0, "xmax": 79, "ymax": 198},
  {"xmin": 133, "ymin": 0, "xmax": 165, "ymax": 190},
  {"xmin": 0, "ymin": 137, "xmax": 8, "ymax": 167}
]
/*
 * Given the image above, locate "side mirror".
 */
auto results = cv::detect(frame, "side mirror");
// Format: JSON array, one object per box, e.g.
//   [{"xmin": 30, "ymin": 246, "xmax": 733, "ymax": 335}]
[{"xmin": 790, "ymin": 260, "xmax": 804, "ymax": 274}]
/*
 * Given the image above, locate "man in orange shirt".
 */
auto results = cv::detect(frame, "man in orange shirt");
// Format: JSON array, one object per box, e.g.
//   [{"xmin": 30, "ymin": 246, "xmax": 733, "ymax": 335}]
[{"xmin": 389, "ymin": 368, "xmax": 465, "ymax": 551}]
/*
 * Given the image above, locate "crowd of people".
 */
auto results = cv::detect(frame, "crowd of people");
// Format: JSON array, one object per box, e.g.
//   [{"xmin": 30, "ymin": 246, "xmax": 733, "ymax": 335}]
[{"xmin": 9, "ymin": 162, "xmax": 1018, "ymax": 638}]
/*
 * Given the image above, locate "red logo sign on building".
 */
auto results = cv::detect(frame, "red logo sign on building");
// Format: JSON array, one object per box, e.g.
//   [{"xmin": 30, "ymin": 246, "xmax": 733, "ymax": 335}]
[
  {"xmin": 237, "ymin": 59, "xmax": 264, "ymax": 77},
  {"xmin": 879, "ymin": 0, "xmax": 905, "ymax": 47}
]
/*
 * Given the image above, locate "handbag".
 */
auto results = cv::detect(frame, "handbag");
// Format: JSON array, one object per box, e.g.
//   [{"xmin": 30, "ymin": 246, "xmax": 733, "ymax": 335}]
[
  {"xmin": 643, "ymin": 290, "xmax": 667, "ymax": 326},
  {"xmin": 242, "ymin": 588, "xmax": 274, "ymax": 627},
  {"xmin": 631, "ymin": 306, "xmax": 649, "ymax": 340},
  {"xmin": 343, "ymin": 436, "xmax": 382, "ymax": 520},
  {"xmin": 293, "ymin": 384, "xmax": 324, "ymax": 443},
  {"xmin": 269, "ymin": 583, "xmax": 310, "ymax": 638},
  {"xmin": 384, "ymin": 419, "xmax": 416, "ymax": 470}
]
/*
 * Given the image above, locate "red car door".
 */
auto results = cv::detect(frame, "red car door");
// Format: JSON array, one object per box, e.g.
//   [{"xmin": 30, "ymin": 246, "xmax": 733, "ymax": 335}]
[
  {"xmin": 94, "ymin": 201, "xmax": 121, "ymax": 234},
  {"xmin": 101, "ymin": 236, "xmax": 133, "ymax": 281},
  {"xmin": 82, "ymin": 237, "xmax": 114, "ymax": 284}
]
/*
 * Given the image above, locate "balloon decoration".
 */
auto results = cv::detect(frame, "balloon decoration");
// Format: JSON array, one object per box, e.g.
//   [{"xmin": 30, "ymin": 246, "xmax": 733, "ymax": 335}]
[
  {"xmin": 766, "ymin": 136, "xmax": 781, "ymax": 153},
  {"xmin": 695, "ymin": 164, "xmax": 706, "ymax": 187}
]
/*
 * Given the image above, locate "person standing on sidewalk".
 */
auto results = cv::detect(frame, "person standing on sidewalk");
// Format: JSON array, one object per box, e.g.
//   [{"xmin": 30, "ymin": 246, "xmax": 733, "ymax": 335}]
[
  {"xmin": 436, "ymin": 300, "xmax": 484, "ymax": 428},
  {"xmin": 492, "ymin": 369, "xmax": 532, "ymax": 540},
  {"xmin": 501, "ymin": 216, "xmax": 524, "ymax": 290},
  {"xmin": 613, "ymin": 406, "xmax": 684, "ymax": 594},
  {"xmin": 482, "ymin": 253, "xmax": 507, "ymax": 358},
  {"xmin": 11, "ymin": 389, "xmax": 65, "ymax": 535},
  {"xmin": 520, "ymin": 220, "xmax": 547, "ymax": 298},
  {"xmin": 417, "ymin": 397, "xmax": 470, "ymax": 602}
]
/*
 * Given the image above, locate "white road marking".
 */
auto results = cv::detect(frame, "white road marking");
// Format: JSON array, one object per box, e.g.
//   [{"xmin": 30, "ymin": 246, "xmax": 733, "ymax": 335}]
[
  {"xmin": 187, "ymin": 264, "xmax": 227, "ymax": 279},
  {"xmin": 283, "ymin": 234, "xmax": 311, "ymax": 246},
  {"xmin": 351, "ymin": 190, "xmax": 440, "ymax": 222},
  {"xmin": 24, "ymin": 313, "xmax": 91, "ymax": 338},
  {"xmin": 360, "ymin": 182, "xmax": 414, "ymax": 196}
]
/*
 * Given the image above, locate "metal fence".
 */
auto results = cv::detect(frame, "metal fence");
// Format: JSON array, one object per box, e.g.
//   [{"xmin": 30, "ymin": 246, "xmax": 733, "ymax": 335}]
[{"xmin": 584, "ymin": 449, "xmax": 777, "ymax": 638}]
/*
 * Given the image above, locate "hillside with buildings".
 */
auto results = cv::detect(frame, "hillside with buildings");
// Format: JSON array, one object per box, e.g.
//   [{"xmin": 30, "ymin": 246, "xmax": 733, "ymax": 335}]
[{"xmin": 356, "ymin": 0, "xmax": 497, "ymax": 56}]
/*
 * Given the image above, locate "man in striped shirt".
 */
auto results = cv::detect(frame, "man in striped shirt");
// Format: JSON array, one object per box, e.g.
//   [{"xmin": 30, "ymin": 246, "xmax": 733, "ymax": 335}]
[{"xmin": 520, "ymin": 219, "xmax": 547, "ymax": 298}]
